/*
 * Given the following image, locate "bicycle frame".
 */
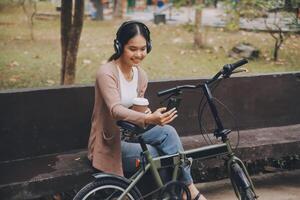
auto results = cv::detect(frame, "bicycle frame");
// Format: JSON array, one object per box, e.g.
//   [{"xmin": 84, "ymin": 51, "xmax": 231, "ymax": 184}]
[
  {"xmin": 115, "ymin": 79, "xmax": 257, "ymax": 200},
  {"xmin": 117, "ymin": 137, "xmax": 254, "ymax": 200},
  {"xmin": 117, "ymin": 142, "xmax": 228, "ymax": 200}
]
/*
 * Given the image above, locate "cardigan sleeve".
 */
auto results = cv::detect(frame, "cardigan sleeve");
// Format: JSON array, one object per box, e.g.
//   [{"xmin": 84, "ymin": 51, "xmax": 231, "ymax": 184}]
[
  {"xmin": 138, "ymin": 68, "xmax": 148, "ymax": 98},
  {"xmin": 96, "ymin": 69, "xmax": 148, "ymax": 128}
]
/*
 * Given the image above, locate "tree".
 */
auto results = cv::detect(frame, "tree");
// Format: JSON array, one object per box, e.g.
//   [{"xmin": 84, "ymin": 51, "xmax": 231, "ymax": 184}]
[
  {"xmin": 255, "ymin": 0, "xmax": 296, "ymax": 61},
  {"xmin": 91, "ymin": 0, "xmax": 104, "ymax": 20},
  {"xmin": 264, "ymin": 12, "xmax": 286, "ymax": 61},
  {"xmin": 224, "ymin": 0, "xmax": 298, "ymax": 61},
  {"xmin": 61, "ymin": 0, "xmax": 84, "ymax": 85},
  {"xmin": 113, "ymin": 0, "xmax": 124, "ymax": 18},
  {"xmin": 225, "ymin": 0, "xmax": 241, "ymax": 31},
  {"xmin": 19, "ymin": 0, "xmax": 36, "ymax": 40},
  {"xmin": 194, "ymin": 0, "xmax": 204, "ymax": 47},
  {"xmin": 174, "ymin": 0, "xmax": 205, "ymax": 47}
]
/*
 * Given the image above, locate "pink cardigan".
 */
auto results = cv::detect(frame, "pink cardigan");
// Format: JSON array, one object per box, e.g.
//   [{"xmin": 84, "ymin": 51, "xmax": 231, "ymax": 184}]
[{"xmin": 88, "ymin": 61, "xmax": 148, "ymax": 176}]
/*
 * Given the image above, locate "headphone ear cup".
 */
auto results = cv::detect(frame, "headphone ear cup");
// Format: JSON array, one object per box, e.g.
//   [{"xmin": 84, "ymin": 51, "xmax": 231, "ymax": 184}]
[
  {"xmin": 114, "ymin": 39, "xmax": 122, "ymax": 57},
  {"xmin": 147, "ymin": 40, "xmax": 152, "ymax": 53}
]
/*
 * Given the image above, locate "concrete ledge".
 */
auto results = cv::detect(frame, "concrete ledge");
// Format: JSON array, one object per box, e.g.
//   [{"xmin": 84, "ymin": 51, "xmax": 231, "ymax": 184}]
[
  {"xmin": 182, "ymin": 124, "xmax": 300, "ymax": 161},
  {"xmin": 1, "ymin": 124, "xmax": 299, "ymax": 199},
  {"xmin": 0, "ymin": 151, "xmax": 93, "ymax": 199}
]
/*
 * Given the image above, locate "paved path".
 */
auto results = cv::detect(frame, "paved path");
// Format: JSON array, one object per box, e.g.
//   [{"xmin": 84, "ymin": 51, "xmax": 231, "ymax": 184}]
[
  {"xmin": 124, "ymin": 6, "xmax": 299, "ymax": 32},
  {"xmin": 196, "ymin": 169, "xmax": 300, "ymax": 200}
]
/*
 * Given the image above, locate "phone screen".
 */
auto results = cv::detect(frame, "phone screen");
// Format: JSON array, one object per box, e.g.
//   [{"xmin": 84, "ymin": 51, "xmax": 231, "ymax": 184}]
[{"xmin": 166, "ymin": 98, "xmax": 181, "ymax": 111}]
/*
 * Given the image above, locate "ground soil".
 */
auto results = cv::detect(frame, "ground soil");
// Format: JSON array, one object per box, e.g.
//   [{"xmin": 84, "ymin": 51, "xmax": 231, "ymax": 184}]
[{"xmin": 196, "ymin": 169, "xmax": 300, "ymax": 200}]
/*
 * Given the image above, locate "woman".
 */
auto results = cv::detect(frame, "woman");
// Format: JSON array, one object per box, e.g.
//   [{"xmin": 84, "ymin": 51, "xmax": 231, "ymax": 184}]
[{"xmin": 87, "ymin": 20, "xmax": 207, "ymax": 200}]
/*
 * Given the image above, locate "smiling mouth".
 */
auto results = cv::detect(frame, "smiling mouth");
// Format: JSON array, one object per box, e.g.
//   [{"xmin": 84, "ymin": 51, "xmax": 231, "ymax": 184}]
[{"xmin": 132, "ymin": 58, "xmax": 142, "ymax": 63}]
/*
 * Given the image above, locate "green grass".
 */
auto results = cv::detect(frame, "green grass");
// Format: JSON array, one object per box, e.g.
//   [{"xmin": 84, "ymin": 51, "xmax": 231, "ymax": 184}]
[{"xmin": 0, "ymin": 2, "xmax": 299, "ymax": 90}]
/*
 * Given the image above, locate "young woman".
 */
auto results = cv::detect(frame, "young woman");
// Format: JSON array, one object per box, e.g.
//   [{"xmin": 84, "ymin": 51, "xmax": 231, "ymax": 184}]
[{"xmin": 87, "ymin": 20, "xmax": 207, "ymax": 200}]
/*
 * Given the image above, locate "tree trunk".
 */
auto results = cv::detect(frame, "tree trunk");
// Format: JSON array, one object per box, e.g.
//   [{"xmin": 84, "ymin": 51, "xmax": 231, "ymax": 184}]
[
  {"xmin": 271, "ymin": 24, "xmax": 284, "ymax": 62},
  {"xmin": 60, "ymin": 0, "xmax": 84, "ymax": 85},
  {"xmin": 194, "ymin": 0, "xmax": 203, "ymax": 48},
  {"xmin": 273, "ymin": 40, "xmax": 279, "ymax": 61},
  {"xmin": 113, "ymin": 0, "xmax": 124, "ymax": 18},
  {"xmin": 92, "ymin": 0, "xmax": 104, "ymax": 20},
  {"xmin": 272, "ymin": 32, "xmax": 284, "ymax": 62},
  {"xmin": 21, "ymin": 0, "xmax": 36, "ymax": 40},
  {"xmin": 264, "ymin": 12, "xmax": 285, "ymax": 62},
  {"xmin": 61, "ymin": 0, "xmax": 72, "ymax": 84}
]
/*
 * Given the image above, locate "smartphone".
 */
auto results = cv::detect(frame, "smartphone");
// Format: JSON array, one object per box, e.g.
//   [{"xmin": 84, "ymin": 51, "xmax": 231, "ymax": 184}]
[{"xmin": 166, "ymin": 97, "xmax": 181, "ymax": 111}]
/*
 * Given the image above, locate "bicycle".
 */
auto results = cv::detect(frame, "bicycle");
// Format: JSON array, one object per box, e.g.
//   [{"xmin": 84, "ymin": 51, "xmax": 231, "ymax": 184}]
[{"xmin": 73, "ymin": 59, "xmax": 258, "ymax": 200}]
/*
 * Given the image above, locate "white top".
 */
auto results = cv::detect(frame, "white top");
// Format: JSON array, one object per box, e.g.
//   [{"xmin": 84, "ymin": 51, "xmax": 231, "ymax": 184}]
[{"xmin": 118, "ymin": 66, "xmax": 138, "ymax": 108}]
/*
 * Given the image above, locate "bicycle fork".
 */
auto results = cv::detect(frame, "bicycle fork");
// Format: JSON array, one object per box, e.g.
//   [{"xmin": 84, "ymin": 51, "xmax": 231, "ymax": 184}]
[{"xmin": 226, "ymin": 140, "xmax": 257, "ymax": 199}]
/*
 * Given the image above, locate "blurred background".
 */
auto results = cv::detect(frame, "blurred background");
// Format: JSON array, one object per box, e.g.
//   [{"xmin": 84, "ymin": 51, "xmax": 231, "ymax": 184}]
[{"xmin": 0, "ymin": 0, "xmax": 299, "ymax": 90}]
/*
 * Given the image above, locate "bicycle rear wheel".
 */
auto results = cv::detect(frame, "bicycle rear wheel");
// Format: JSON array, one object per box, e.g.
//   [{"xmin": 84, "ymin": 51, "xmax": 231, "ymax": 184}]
[
  {"xmin": 73, "ymin": 177, "xmax": 142, "ymax": 200},
  {"xmin": 231, "ymin": 163, "xmax": 257, "ymax": 200}
]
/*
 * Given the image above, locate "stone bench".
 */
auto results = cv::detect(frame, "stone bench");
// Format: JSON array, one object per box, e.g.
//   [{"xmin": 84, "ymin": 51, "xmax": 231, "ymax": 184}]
[
  {"xmin": 1, "ymin": 124, "xmax": 299, "ymax": 199},
  {"xmin": 1, "ymin": 72, "xmax": 300, "ymax": 199}
]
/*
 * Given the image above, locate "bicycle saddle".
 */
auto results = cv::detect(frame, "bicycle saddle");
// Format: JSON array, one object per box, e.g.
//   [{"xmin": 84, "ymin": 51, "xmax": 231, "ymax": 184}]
[{"xmin": 117, "ymin": 120, "xmax": 155, "ymax": 136}]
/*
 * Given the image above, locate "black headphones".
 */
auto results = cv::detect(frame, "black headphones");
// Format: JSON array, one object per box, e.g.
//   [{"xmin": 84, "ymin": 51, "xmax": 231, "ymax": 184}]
[{"xmin": 114, "ymin": 21, "xmax": 152, "ymax": 57}]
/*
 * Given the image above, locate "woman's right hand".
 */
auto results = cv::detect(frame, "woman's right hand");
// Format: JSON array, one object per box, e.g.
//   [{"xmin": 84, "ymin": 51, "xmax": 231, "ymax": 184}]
[{"xmin": 145, "ymin": 107, "xmax": 178, "ymax": 126}]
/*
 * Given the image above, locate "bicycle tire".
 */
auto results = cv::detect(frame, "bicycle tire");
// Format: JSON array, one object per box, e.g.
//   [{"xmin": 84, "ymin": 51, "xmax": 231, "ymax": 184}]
[
  {"xmin": 244, "ymin": 187, "xmax": 256, "ymax": 200},
  {"xmin": 73, "ymin": 177, "xmax": 142, "ymax": 200},
  {"xmin": 231, "ymin": 163, "xmax": 256, "ymax": 200}
]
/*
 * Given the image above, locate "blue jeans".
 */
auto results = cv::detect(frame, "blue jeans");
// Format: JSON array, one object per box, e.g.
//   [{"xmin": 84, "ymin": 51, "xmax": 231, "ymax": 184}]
[{"xmin": 121, "ymin": 125, "xmax": 193, "ymax": 185}]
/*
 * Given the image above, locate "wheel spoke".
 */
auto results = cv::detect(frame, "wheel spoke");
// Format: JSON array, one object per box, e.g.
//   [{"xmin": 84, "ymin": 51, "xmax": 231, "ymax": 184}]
[{"xmin": 74, "ymin": 178, "xmax": 141, "ymax": 200}]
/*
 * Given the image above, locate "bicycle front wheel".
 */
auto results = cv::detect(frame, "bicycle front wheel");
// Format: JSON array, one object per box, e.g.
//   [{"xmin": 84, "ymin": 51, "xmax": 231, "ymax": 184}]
[
  {"xmin": 73, "ymin": 177, "xmax": 142, "ymax": 200},
  {"xmin": 231, "ymin": 163, "xmax": 257, "ymax": 200}
]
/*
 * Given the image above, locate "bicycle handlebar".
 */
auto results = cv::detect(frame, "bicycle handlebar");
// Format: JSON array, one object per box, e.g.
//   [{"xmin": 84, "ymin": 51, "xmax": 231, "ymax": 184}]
[
  {"xmin": 157, "ymin": 59, "xmax": 248, "ymax": 97},
  {"xmin": 157, "ymin": 85, "xmax": 197, "ymax": 97}
]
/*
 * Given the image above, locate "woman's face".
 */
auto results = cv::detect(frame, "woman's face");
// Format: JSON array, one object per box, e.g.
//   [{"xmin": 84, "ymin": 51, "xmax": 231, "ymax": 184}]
[{"xmin": 120, "ymin": 34, "xmax": 147, "ymax": 67}]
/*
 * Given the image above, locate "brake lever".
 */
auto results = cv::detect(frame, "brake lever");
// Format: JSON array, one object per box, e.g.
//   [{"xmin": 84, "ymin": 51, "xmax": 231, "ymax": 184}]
[
  {"xmin": 231, "ymin": 68, "xmax": 248, "ymax": 74},
  {"xmin": 223, "ymin": 68, "xmax": 248, "ymax": 78}
]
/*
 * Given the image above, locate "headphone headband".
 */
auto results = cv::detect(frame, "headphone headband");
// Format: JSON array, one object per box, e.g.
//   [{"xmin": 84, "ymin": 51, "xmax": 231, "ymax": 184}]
[
  {"xmin": 114, "ymin": 20, "xmax": 152, "ymax": 58},
  {"xmin": 116, "ymin": 20, "xmax": 150, "ymax": 40}
]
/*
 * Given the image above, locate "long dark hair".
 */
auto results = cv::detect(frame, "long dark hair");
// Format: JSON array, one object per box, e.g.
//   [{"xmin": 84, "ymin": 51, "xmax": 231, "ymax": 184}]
[{"xmin": 108, "ymin": 21, "xmax": 151, "ymax": 62}]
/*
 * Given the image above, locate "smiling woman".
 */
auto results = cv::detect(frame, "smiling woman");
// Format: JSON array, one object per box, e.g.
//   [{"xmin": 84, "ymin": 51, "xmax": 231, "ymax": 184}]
[{"xmin": 87, "ymin": 20, "xmax": 207, "ymax": 200}]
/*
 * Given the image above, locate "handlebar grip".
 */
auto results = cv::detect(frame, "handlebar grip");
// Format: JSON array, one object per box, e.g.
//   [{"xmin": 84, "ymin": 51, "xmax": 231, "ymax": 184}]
[
  {"xmin": 157, "ymin": 87, "xmax": 178, "ymax": 97},
  {"xmin": 231, "ymin": 58, "xmax": 248, "ymax": 70},
  {"xmin": 222, "ymin": 59, "xmax": 248, "ymax": 76}
]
